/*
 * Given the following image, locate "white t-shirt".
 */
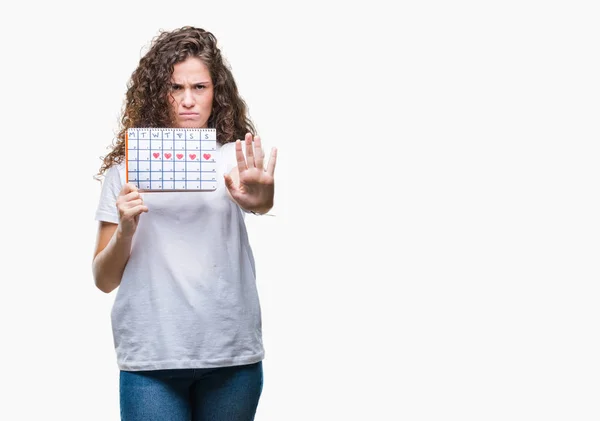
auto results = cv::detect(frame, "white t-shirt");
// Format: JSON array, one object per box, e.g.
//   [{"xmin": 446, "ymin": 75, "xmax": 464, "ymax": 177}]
[{"xmin": 95, "ymin": 141, "xmax": 264, "ymax": 371}]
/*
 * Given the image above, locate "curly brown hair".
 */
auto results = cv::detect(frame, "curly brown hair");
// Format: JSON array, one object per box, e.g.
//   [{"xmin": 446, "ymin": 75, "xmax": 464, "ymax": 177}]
[{"xmin": 96, "ymin": 26, "xmax": 256, "ymax": 178}]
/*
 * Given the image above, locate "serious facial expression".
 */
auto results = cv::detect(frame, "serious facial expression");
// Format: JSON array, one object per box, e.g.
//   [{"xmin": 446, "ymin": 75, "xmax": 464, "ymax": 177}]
[{"xmin": 169, "ymin": 57, "xmax": 214, "ymax": 128}]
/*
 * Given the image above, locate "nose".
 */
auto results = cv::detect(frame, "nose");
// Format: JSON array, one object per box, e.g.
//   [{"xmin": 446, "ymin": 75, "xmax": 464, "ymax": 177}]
[{"xmin": 181, "ymin": 88, "xmax": 195, "ymax": 108}]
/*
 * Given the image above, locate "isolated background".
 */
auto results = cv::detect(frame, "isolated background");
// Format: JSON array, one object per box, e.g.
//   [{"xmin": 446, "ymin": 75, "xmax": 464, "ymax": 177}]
[{"xmin": 0, "ymin": 1, "xmax": 598, "ymax": 420}]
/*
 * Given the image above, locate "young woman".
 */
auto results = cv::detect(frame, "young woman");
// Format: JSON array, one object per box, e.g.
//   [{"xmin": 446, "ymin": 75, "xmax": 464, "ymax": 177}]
[{"xmin": 92, "ymin": 26, "xmax": 276, "ymax": 420}]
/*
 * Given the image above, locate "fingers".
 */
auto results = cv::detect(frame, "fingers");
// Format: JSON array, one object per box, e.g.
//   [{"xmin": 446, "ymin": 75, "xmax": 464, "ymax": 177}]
[
  {"xmin": 235, "ymin": 139, "xmax": 247, "ymax": 171},
  {"xmin": 123, "ymin": 204, "xmax": 148, "ymax": 218},
  {"xmin": 123, "ymin": 199, "xmax": 144, "ymax": 209},
  {"xmin": 253, "ymin": 135, "xmax": 265, "ymax": 170},
  {"xmin": 245, "ymin": 133, "xmax": 255, "ymax": 168},
  {"xmin": 238, "ymin": 133, "xmax": 267, "ymax": 170},
  {"xmin": 119, "ymin": 197, "xmax": 148, "ymax": 212},
  {"xmin": 266, "ymin": 147, "xmax": 277, "ymax": 176},
  {"xmin": 121, "ymin": 182, "xmax": 138, "ymax": 195},
  {"xmin": 236, "ymin": 133, "xmax": 272, "ymax": 174},
  {"xmin": 122, "ymin": 190, "xmax": 142, "ymax": 202},
  {"xmin": 118, "ymin": 183, "xmax": 148, "ymax": 215}
]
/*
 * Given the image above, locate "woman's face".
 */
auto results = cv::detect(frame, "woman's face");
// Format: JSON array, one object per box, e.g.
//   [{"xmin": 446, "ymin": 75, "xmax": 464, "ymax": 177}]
[{"xmin": 168, "ymin": 57, "xmax": 214, "ymax": 128}]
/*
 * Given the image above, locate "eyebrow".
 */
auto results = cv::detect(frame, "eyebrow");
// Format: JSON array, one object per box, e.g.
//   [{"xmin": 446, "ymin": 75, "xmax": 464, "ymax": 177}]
[{"xmin": 171, "ymin": 81, "xmax": 212, "ymax": 85}]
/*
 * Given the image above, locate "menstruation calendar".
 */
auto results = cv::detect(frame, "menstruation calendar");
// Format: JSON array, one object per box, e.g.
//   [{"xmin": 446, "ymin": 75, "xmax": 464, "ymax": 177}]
[{"xmin": 126, "ymin": 128, "xmax": 217, "ymax": 191}]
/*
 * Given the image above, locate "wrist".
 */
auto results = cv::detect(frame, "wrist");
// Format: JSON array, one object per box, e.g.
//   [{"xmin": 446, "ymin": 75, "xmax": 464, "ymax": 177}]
[
  {"xmin": 248, "ymin": 206, "xmax": 271, "ymax": 215},
  {"xmin": 116, "ymin": 225, "xmax": 135, "ymax": 243}
]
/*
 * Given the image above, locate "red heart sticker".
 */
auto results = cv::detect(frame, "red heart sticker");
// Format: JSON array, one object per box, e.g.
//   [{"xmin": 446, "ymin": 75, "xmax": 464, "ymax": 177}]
[
  {"xmin": 153, "ymin": 152, "xmax": 160, "ymax": 159},
  {"xmin": 189, "ymin": 154, "xmax": 197, "ymax": 160},
  {"xmin": 176, "ymin": 154, "xmax": 184, "ymax": 159},
  {"xmin": 203, "ymin": 153, "xmax": 211, "ymax": 160},
  {"xmin": 164, "ymin": 153, "xmax": 172, "ymax": 159}
]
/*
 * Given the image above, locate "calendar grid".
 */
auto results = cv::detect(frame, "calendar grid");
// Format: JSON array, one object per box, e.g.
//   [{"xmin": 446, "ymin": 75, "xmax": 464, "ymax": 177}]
[{"xmin": 125, "ymin": 128, "xmax": 217, "ymax": 191}]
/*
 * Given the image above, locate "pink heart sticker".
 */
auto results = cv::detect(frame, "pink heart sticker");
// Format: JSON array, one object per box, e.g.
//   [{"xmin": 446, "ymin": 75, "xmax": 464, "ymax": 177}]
[
  {"xmin": 153, "ymin": 152, "xmax": 160, "ymax": 159},
  {"xmin": 164, "ymin": 153, "xmax": 172, "ymax": 159},
  {"xmin": 189, "ymin": 154, "xmax": 197, "ymax": 160},
  {"xmin": 203, "ymin": 153, "xmax": 211, "ymax": 160},
  {"xmin": 176, "ymin": 154, "xmax": 184, "ymax": 159}
]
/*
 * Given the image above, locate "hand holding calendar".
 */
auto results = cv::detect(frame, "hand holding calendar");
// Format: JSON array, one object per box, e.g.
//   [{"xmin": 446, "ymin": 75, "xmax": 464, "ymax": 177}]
[
  {"xmin": 116, "ymin": 183, "xmax": 148, "ymax": 238},
  {"xmin": 224, "ymin": 133, "xmax": 277, "ymax": 213}
]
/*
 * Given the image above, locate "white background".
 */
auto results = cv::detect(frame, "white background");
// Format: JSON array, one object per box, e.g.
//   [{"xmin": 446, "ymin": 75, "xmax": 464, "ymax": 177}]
[{"xmin": 0, "ymin": 0, "xmax": 598, "ymax": 420}]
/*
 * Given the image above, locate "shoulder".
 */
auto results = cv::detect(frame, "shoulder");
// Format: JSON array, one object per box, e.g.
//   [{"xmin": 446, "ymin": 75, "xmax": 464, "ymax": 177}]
[
  {"xmin": 218, "ymin": 141, "xmax": 236, "ymax": 152},
  {"xmin": 101, "ymin": 162, "xmax": 126, "ymax": 189},
  {"xmin": 95, "ymin": 162, "xmax": 126, "ymax": 221}
]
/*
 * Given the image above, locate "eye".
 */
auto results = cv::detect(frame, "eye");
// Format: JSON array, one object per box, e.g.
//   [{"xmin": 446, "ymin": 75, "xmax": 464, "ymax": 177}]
[
  {"xmin": 171, "ymin": 84, "xmax": 182, "ymax": 91},
  {"xmin": 195, "ymin": 84, "xmax": 206, "ymax": 90}
]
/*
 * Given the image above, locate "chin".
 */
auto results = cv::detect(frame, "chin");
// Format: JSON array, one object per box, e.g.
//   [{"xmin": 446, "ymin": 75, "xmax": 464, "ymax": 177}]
[{"xmin": 178, "ymin": 121, "xmax": 207, "ymax": 129}]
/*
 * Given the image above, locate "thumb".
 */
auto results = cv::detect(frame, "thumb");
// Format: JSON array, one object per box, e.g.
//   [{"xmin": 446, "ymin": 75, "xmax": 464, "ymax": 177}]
[
  {"xmin": 121, "ymin": 182, "xmax": 137, "ymax": 195},
  {"xmin": 223, "ymin": 174, "xmax": 235, "ymax": 191}
]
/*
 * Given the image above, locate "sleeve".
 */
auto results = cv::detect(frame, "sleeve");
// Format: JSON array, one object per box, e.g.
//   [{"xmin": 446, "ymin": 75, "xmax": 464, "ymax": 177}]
[{"xmin": 94, "ymin": 164, "xmax": 124, "ymax": 224}]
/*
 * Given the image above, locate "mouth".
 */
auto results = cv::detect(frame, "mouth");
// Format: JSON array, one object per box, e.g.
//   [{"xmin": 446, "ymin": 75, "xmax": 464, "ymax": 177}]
[{"xmin": 180, "ymin": 113, "xmax": 199, "ymax": 116}]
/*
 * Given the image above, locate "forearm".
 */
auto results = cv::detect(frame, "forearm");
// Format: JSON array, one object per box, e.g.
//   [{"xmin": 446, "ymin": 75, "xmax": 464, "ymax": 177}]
[{"xmin": 92, "ymin": 229, "xmax": 133, "ymax": 293}]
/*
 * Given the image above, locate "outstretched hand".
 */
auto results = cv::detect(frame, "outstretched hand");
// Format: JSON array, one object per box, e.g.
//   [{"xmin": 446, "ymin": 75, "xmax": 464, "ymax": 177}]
[{"xmin": 224, "ymin": 133, "xmax": 277, "ymax": 214}]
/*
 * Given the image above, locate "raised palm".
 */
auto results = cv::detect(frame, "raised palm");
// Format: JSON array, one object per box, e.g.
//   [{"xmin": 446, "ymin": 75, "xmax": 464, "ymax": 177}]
[{"xmin": 224, "ymin": 133, "xmax": 277, "ymax": 213}]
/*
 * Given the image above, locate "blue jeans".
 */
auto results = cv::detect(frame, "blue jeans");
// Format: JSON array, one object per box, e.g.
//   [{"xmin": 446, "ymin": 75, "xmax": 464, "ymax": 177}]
[{"xmin": 119, "ymin": 361, "xmax": 263, "ymax": 421}]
